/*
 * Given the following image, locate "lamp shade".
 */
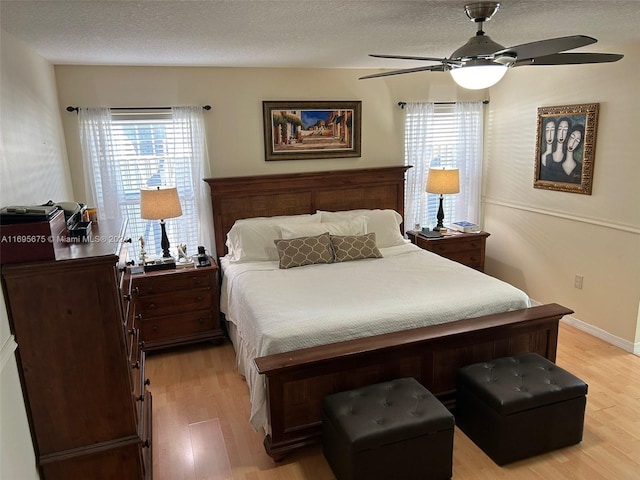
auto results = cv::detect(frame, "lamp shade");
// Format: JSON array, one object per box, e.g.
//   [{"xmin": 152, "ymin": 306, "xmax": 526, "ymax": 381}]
[
  {"xmin": 449, "ymin": 62, "xmax": 508, "ymax": 90},
  {"xmin": 140, "ymin": 186, "xmax": 183, "ymax": 220},
  {"xmin": 426, "ymin": 168, "xmax": 460, "ymax": 194}
]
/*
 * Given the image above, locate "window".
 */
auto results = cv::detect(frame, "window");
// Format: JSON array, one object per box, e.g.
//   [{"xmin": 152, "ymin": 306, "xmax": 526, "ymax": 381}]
[
  {"xmin": 403, "ymin": 102, "xmax": 484, "ymax": 232},
  {"xmin": 79, "ymin": 107, "xmax": 212, "ymax": 260}
]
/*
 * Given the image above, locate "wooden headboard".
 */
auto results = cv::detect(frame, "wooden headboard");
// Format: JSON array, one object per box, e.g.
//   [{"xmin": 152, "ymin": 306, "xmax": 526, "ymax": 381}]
[{"xmin": 204, "ymin": 166, "xmax": 411, "ymax": 258}]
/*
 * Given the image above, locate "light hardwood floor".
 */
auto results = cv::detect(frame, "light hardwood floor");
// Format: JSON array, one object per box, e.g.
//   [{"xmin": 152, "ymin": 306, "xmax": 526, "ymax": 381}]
[{"xmin": 145, "ymin": 323, "xmax": 640, "ymax": 479}]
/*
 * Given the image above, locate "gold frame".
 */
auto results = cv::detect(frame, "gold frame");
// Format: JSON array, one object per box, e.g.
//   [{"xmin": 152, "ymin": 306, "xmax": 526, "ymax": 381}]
[
  {"xmin": 263, "ymin": 101, "xmax": 361, "ymax": 161},
  {"xmin": 534, "ymin": 103, "xmax": 599, "ymax": 195}
]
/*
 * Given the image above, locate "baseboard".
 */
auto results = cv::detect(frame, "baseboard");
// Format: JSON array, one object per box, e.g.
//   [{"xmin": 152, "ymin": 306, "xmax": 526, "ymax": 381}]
[
  {"xmin": 529, "ymin": 299, "xmax": 638, "ymax": 355},
  {"xmin": 560, "ymin": 315, "xmax": 638, "ymax": 355},
  {"xmin": 1, "ymin": 335, "xmax": 18, "ymax": 372}
]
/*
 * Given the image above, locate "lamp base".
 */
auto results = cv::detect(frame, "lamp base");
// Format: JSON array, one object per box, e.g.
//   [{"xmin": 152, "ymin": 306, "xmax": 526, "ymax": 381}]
[
  {"xmin": 160, "ymin": 219, "xmax": 172, "ymax": 258},
  {"xmin": 433, "ymin": 194, "xmax": 446, "ymax": 231}
]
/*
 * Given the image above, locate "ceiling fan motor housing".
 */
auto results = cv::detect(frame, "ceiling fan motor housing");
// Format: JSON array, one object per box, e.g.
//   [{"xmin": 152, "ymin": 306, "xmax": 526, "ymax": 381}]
[{"xmin": 451, "ymin": 34, "xmax": 505, "ymax": 61}]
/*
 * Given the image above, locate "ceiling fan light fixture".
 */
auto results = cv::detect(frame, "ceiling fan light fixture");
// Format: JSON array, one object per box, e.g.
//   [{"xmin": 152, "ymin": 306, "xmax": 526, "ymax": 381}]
[{"xmin": 449, "ymin": 61, "xmax": 508, "ymax": 89}]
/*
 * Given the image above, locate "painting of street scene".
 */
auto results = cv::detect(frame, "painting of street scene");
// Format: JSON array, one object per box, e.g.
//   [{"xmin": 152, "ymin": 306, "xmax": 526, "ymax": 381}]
[{"xmin": 263, "ymin": 101, "xmax": 361, "ymax": 161}]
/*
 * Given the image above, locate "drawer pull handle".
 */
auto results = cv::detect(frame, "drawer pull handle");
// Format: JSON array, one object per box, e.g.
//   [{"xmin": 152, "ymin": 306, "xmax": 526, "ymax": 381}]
[
  {"xmin": 196, "ymin": 297, "xmax": 203, "ymax": 302},
  {"xmin": 152, "ymin": 325, "xmax": 158, "ymax": 332},
  {"xmin": 128, "ymin": 328, "xmax": 135, "ymax": 336},
  {"xmin": 124, "ymin": 238, "xmax": 132, "ymax": 243},
  {"xmin": 133, "ymin": 286, "xmax": 139, "ymax": 295},
  {"xmin": 136, "ymin": 394, "xmax": 144, "ymax": 402},
  {"xmin": 143, "ymin": 440, "xmax": 150, "ymax": 448},
  {"xmin": 136, "ymin": 314, "xmax": 143, "ymax": 320},
  {"xmin": 126, "ymin": 260, "xmax": 135, "ymax": 266},
  {"xmin": 132, "ymin": 361, "xmax": 140, "ymax": 370},
  {"xmin": 123, "ymin": 294, "xmax": 131, "ymax": 301},
  {"xmin": 148, "ymin": 303, "xmax": 155, "ymax": 309},
  {"xmin": 139, "ymin": 341, "xmax": 145, "ymax": 348},
  {"xmin": 145, "ymin": 378, "xmax": 151, "ymax": 386}
]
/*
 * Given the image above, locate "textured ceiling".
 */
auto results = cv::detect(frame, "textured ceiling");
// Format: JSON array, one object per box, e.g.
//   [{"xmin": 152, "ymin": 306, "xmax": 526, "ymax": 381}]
[{"xmin": 1, "ymin": 0, "xmax": 639, "ymax": 69}]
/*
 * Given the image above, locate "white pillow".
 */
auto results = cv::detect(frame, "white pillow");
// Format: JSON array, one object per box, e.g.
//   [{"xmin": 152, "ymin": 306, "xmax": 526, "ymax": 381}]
[
  {"xmin": 318, "ymin": 209, "xmax": 405, "ymax": 248},
  {"xmin": 226, "ymin": 213, "xmax": 320, "ymax": 262},
  {"xmin": 279, "ymin": 216, "xmax": 368, "ymax": 239}
]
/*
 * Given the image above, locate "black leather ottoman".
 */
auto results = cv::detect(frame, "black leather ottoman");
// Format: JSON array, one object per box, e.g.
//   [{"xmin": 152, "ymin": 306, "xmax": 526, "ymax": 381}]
[
  {"xmin": 456, "ymin": 352, "xmax": 588, "ymax": 465},
  {"xmin": 322, "ymin": 377, "xmax": 454, "ymax": 480}
]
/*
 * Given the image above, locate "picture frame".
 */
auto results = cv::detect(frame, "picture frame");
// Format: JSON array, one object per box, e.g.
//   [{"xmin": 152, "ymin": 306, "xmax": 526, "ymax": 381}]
[
  {"xmin": 534, "ymin": 103, "xmax": 599, "ymax": 195},
  {"xmin": 263, "ymin": 101, "xmax": 361, "ymax": 161}
]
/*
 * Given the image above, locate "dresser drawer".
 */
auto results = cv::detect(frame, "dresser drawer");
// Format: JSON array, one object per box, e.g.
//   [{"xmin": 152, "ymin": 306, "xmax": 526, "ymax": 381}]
[
  {"xmin": 131, "ymin": 349, "xmax": 146, "ymax": 407},
  {"xmin": 408, "ymin": 231, "xmax": 489, "ymax": 272},
  {"xmin": 140, "ymin": 310, "xmax": 216, "ymax": 341},
  {"xmin": 440, "ymin": 250, "xmax": 484, "ymax": 269},
  {"xmin": 136, "ymin": 288, "xmax": 213, "ymax": 318},
  {"xmin": 133, "ymin": 269, "xmax": 212, "ymax": 296},
  {"xmin": 423, "ymin": 238, "xmax": 482, "ymax": 255}
]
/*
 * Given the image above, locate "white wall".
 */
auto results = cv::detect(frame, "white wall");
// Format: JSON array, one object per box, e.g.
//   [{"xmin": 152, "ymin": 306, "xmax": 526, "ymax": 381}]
[
  {"xmin": 54, "ymin": 65, "xmax": 486, "ymax": 204},
  {"xmin": 483, "ymin": 41, "xmax": 640, "ymax": 352},
  {"xmin": 0, "ymin": 29, "xmax": 73, "ymax": 479}
]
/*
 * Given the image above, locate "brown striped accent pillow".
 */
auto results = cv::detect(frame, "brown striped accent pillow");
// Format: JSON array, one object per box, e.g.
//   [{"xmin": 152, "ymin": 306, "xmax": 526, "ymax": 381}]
[
  {"xmin": 330, "ymin": 233, "xmax": 383, "ymax": 263},
  {"xmin": 274, "ymin": 232, "xmax": 334, "ymax": 269}
]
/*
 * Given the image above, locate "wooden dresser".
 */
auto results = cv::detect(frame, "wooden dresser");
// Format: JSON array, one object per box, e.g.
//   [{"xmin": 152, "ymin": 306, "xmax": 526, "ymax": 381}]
[
  {"xmin": 130, "ymin": 258, "xmax": 224, "ymax": 352},
  {"xmin": 1, "ymin": 220, "xmax": 151, "ymax": 480},
  {"xmin": 406, "ymin": 230, "xmax": 490, "ymax": 272}
]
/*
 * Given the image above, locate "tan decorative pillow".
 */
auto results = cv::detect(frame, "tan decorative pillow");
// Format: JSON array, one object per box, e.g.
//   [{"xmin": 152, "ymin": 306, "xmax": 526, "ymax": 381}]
[
  {"xmin": 330, "ymin": 233, "xmax": 383, "ymax": 263},
  {"xmin": 274, "ymin": 232, "xmax": 334, "ymax": 269}
]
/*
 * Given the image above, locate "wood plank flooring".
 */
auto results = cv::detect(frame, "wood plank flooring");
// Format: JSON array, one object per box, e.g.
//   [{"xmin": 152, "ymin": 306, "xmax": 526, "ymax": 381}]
[{"xmin": 145, "ymin": 323, "xmax": 640, "ymax": 479}]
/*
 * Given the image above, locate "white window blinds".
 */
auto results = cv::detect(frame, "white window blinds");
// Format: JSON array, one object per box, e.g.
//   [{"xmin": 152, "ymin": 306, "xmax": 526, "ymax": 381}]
[{"xmin": 404, "ymin": 102, "xmax": 484, "ymax": 231}]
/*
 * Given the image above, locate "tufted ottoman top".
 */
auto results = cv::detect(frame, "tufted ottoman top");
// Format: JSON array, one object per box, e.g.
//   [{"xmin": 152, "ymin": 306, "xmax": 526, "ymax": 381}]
[
  {"xmin": 322, "ymin": 377, "xmax": 454, "ymax": 451},
  {"xmin": 457, "ymin": 353, "xmax": 588, "ymax": 415}
]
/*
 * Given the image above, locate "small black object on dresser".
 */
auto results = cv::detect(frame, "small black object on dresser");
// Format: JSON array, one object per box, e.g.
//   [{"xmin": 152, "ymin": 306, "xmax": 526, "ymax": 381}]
[
  {"xmin": 456, "ymin": 352, "xmax": 588, "ymax": 465},
  {"xmin": 322, "ymin": 377, "xmax": 454, "ymax": 480}
]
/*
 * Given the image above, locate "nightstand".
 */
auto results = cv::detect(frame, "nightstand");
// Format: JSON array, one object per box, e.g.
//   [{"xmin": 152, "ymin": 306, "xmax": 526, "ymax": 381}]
[
  {"xmin": 130, "ymin": 257, "xmax": 225, "ymax": 352},
  {"xmin": 406, "ymin": 230, "xmax": 490, "ymax": 272}
]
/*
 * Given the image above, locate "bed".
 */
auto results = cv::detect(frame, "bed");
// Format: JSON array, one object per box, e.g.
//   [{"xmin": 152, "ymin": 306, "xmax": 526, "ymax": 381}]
[{"xmin": 205, "ymin": 166, "xmax": 573, "ymax": 459}]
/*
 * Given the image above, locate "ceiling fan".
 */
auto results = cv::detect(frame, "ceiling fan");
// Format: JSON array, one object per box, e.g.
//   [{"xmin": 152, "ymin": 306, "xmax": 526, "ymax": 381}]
[{"xmin": 360, "ymin": 2, "xmax": 623, "ymax": 89}]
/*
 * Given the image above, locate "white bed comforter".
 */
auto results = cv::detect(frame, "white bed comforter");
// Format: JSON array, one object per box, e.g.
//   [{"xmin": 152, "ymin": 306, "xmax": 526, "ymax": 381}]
[{"xmin": 220, "ymin": 243, "xmax": 530, "ymax": 431}]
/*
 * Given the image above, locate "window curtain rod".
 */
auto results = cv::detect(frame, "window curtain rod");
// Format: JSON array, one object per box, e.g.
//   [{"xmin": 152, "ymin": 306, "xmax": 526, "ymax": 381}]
[
  {"xmin": 66, "ymin": 105, "xmax": 211, "ymax": 113},
  {"xmin": 397, "ymin": 101, "xmax": 488, "ymax": 109}
]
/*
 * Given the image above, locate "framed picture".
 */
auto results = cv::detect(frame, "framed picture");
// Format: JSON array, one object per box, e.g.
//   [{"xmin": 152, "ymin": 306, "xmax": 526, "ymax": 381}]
[
  {"xmin": 263, "ymin": 101, "xmax": 361, "ymax": 161},
  {"xmin": 534, "ymin": 103, "xmax": 599, "ymax": 195}
]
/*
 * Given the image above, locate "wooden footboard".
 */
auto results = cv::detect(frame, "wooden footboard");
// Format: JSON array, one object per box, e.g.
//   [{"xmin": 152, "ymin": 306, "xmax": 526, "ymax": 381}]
[{"xmin": 255, "ymin": 303, "xmax": 573, "ymax": 459}]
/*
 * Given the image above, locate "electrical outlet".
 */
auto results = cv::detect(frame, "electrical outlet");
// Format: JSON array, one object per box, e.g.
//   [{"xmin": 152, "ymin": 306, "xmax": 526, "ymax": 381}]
[{"xmin": 574, "ymin": 274, "xmax": 584, "ymax": 290}]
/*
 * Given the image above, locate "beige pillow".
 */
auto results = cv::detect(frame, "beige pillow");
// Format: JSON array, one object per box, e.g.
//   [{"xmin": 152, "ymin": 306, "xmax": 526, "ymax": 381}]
[
  {"xmin": 274, "ymin": 232, "xmax": 334, "ymax": 269},
  {"xmin": 330, "ymin": 233, "xmax": 383, "ymax": 263},
  {"xmin": 318, "ymin": 209, "xmax": 405, "ymax": 248},
  {"xmin": 226, "ymin": 213, "xmax": 321, "ymax": 262},
  {"xmin": 279, "ymin": 216, "xmax": 367, "ymax": 239}
]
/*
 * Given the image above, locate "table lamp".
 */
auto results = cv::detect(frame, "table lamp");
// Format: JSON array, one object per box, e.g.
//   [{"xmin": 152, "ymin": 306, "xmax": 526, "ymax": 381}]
[
  {"xmin": 426, "ymin": 168, "xmax": 460, "ymax": 231},
  {"xmin": 140, "ymin": 186, "xmax": 183, "ymax": 258}
]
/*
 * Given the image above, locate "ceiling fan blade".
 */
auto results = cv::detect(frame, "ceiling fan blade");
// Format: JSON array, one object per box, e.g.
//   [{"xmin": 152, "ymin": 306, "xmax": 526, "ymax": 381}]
[
  {"xmin": 369, "ymin": 54, "xmax": 460, "ymax": 65},
  {"xmin": 359, "ymin": 65, "xmax": 445, "ymax": 80},
  {"xmin": 514, "ymin": 52, "xmax": 624, "ymax": 66},
  {"xmin": 495, "ymin": 35, "xmax": 597, "ymax": 60}
]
